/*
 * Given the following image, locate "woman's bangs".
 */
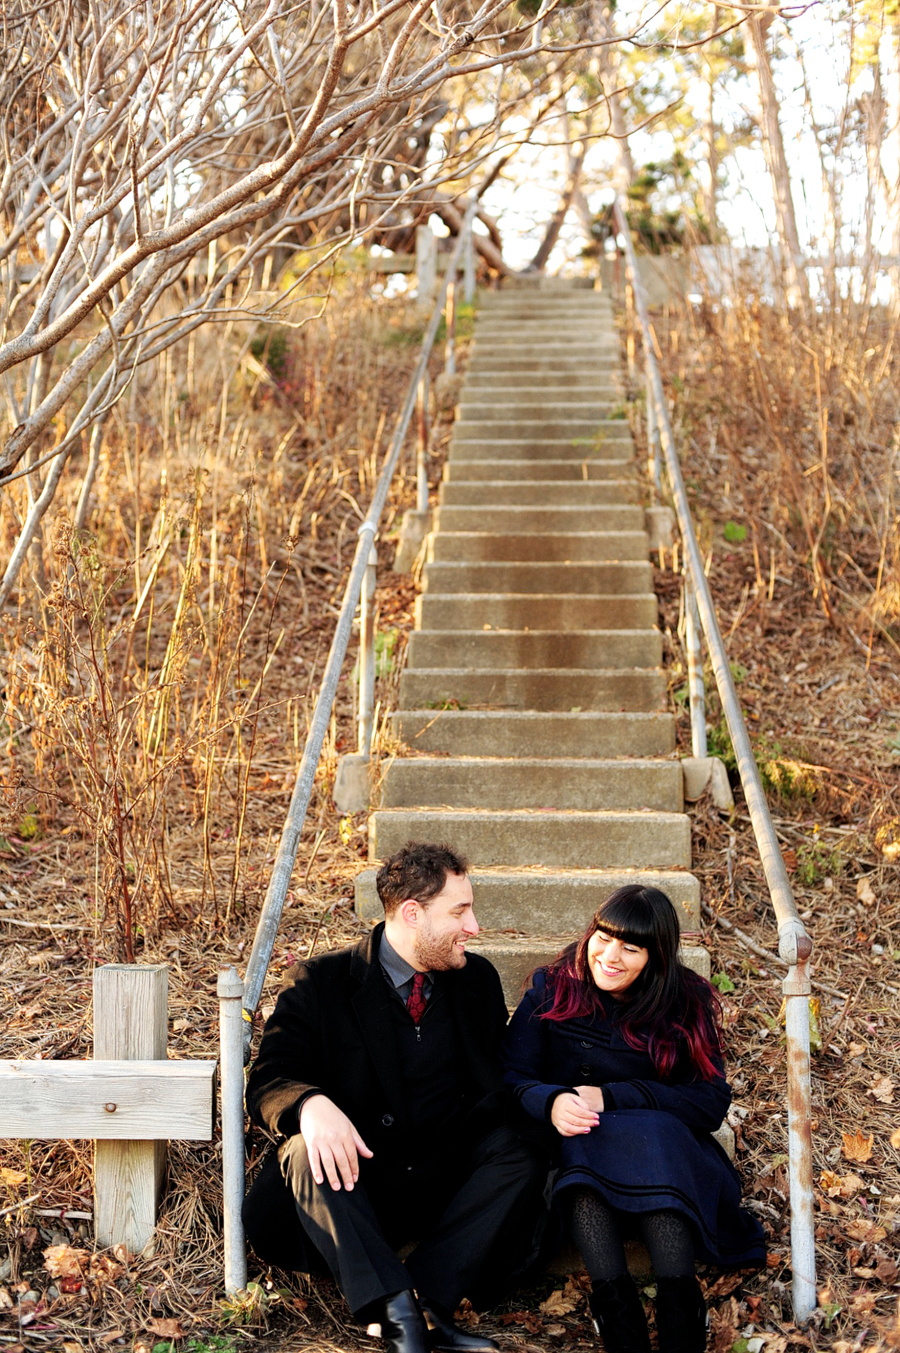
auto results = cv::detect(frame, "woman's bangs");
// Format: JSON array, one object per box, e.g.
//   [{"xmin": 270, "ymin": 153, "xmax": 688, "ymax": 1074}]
[{"xmin": 594, "ymin": 898, "xmax": 655, "ymax": 950}]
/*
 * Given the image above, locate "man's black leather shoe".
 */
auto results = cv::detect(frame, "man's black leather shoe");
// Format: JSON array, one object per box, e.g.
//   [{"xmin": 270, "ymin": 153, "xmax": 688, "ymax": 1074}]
[
  {"xmin": 367, "ymin": 1290, "xmax": 431, "ymax": 1353},
  {"xmin": 420, "ymin": 1301, "xmax": 499, "ymax": 1353}
]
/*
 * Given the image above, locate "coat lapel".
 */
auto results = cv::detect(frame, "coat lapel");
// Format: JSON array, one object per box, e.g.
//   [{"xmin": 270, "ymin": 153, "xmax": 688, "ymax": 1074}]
[
  {"xmin": 444, "ymin": 969, "xmax": 502, "ymax": 1097},
  {"xmin": 350, "ymin": 924, "xmax": 409, "ymax": 1123}
]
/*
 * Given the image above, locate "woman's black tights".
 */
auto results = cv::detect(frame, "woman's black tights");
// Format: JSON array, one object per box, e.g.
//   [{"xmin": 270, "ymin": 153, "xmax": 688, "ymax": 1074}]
[{"xmin": 565, "ymin": 1187, "xmax": 696, "ymax": 1281}]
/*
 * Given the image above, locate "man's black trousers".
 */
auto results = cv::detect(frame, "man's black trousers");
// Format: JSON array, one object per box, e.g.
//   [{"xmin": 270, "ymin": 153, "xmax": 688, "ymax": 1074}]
[{"xmin": 241, "ymin": 1124, "xmax": 546, "ymax": 1317}]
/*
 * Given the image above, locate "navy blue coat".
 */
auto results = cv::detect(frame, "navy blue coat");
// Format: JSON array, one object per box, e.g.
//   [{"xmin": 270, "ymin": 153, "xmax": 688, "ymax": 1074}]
[{"xmin": 502, "ymin": 970, "xmax": 765, "ymax": 1268}]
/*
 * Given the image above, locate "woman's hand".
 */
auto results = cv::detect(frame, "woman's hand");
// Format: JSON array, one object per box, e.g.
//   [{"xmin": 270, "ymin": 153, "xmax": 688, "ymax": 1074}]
[
  {"xmin": 573, "ymin": 1084, "xmax": 605, "ymax": 1114},
  {"xmin": 550, "ymin": 1091, "xmax": 601, "ymax": 1137}
]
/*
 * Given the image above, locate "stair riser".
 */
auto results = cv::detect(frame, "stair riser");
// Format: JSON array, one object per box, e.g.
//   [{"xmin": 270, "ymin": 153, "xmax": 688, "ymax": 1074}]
[
  {"xmin": 466, "ymin": 356, "xmax": 620, "ymax": 373},
  {"xmin": 415, "ymin": 594, "xmax": 659, "ymax": 631},
  {"xmin": 446, "ymin": 446, "xmax": 630, "ymax": 468},
  {"xmin": 463, "ymin": 374, "xmax": 621, "ymax": 390},
  {"xmin": 422, "ymin": 563, "xmax": 652, "ymax": 594},
  {"xmin": 370, "ymin": 812, "xmax": 692, "ymax": 869},
  {"xmin": 459, "ymin": 402, "xmax": 617, "ymax": 421},
  {"xmin": 391, "ymin": 709, "xmax": 675, "ymax": 757},
  {"xmin": 355, "ymin": 867, "xmax": 699, "ymax": 930},
  {"xmin": 407, "ymin": 631, "xmax": 662, "ymax": 670},
  {"xmin": 445, "ymin": 461, "xmax": 635, "ymax": 482},
  {"xmin": 380, "ymin": 761, "xmax": 683, "ymax": 813},
  {"xmin": 438, "ymin": 487, "xmax": 640, "ymax": 510},
  {"xmin": 398, "ymin": 669, "xmax": 667, "ymax": 711},
  {"xmin": 474, "ymin": 945, "xmax": 710, "ymax": 1009},
  {"xmin": 455, "ymin": 422, "xmax": 626, "ymax": 442},
  {"xmin": 429, "ymin": 532, "xmax": 647, "ymax": 562}
]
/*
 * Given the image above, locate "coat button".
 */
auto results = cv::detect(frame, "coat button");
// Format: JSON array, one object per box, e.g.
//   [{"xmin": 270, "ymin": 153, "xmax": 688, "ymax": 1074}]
[
  {"xmin": 580, "ymin": 1040, "xmax": 591, "ymax": 1048},
  {"xmin": 580, "ymin": 1064, "xmax": 592, "ymax": 1078},
  {"xmin": 382, "ymin": 1114, "xmax": 394, "ymax": 1127}
]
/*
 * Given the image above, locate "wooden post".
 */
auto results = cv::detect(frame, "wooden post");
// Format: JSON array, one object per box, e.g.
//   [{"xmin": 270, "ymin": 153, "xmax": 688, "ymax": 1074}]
[{"xmin": 93, "ymin": 964, "xmax": 168, "ymax": 1254}]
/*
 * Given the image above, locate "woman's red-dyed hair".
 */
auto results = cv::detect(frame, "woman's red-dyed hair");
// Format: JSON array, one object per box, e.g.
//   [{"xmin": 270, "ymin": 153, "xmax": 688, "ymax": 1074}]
[{"xmin": 537, "ymin": 885, "xmax": 724, "ymax": 1082}]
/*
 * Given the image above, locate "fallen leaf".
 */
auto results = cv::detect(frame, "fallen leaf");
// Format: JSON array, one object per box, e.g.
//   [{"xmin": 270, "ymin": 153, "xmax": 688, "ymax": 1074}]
[
  {"xmin": 842, "ymin": 1129, "xmax": 874, "ymax": 1162},
  {"xmin": 146, "ymin": 1318, "xmax": 185, "ymax": 1339},
  {"xmin": 856, "ymin": 877, "xmax": 877, "ymax": 906},
  {"xmin": 0, "ymin": 1288, "xmax": 13, "ymax": 1310},
  {"xmin": 539, "ymin": 1290, "xmax": 578, "ymax": 1317},
  {"xmin": 876, "ymin": 1258, "xmax": 899, "ymax": 1284},
  {"xmin": 853, "ymin": 1266, "xmax": 877, "ymax": 1279},
  {"xmin": 21, "ymin": 1227, "xmax": 39, "ymax": 1250},
  {"xmin": 43, "ymin": 1246, "xmax": 87, "ymax": 1280},
  {"xmin": 848, "ymin": 1041, "xmax": 866, "ymax": 1058},
  {"xmin": 850, "ymin": 1292, "xmax": 877, "ymax": 1316},
  {"xmin": 58, "ymin": 1276, "xmax": 84, "ymax": 1294},
  {"xmin": 96, "ymin": 1331, "xmax": 125, "ymax": 1346},
  {"xmin": 544, "ymin": 1324, "xmax": 566, "ymax": 1338},
  {"xmin": 0, "ymin": 1168, "xmax": 27, "ymax": 1186},
  {"xmin": 845, "ymin": 1220, "xmax": 887, "ymax": 1244},
  {"xmin": 869, "ymin": 1075, "xmax": 895, "ymax": 1104},
  {"xmin": 891, "ymin": 1127, "xmax": 900, "ymax": 1149}
]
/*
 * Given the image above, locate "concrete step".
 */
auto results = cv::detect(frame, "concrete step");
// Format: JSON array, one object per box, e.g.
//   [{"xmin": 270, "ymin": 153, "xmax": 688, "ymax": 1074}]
[
  {"xmin": 380, "ymin": 757, "xmax": 683, "ymax": 813},
  {"xmin": 407, "ymin": 629, "xmax": 662, "ymax": 670},
  {"xmin": 428, "ymin": 532, "xmax": 648, "ymax": 563},
  {"xmin": 463, "ymin": 373, "xmax": 622, "ymax": 391},
  {"xmin": 438, "ymin": 485, "xmax": 640, "ymax": 510},
  {"xmin": 356, "ymin": 866, "xmax": 698, "ymax": 931},
  {"xmin": 390, "ymin": 710, "xmax": 675, "ymax": 758},
  {"xmin": 421, "ymin": 561, "xmax": 652, "ymax": 594},
  {"xmin": 415, "ymin": 592, "xmax": 659, "ymax": 631},
  {"xmin": 369, "ymin": 808, "xmax": 692, "ymax": 869},
  {"xmin": 454, "ymin": 419, "xmax": 624, "ymax": 441},
  {"xmin": 458, "ymin": 400, "xmax": 617, "ymax": 420},
  {"xmin": 444, "ymin": 459, "xmax": 635, "ymax": 483},
  {"xmin": 398, "ymin": 667, "xmax": 667, "ymax": 711},
  {"xmin": 470, "ymin": 940, "xmax": 710, "ymax": 1007},
  {"xmin": 449, "ymin": 437, "xmax": 632, "ymax": 460}
]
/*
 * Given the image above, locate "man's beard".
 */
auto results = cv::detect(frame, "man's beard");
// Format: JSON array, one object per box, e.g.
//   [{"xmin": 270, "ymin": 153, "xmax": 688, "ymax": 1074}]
[{"xmin": 413, "ymin": 917, "xmax": 467, "ymax": 971}]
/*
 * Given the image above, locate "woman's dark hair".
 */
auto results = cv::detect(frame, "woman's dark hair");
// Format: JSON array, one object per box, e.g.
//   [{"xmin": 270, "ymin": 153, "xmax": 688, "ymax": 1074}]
[{"xmin": 538, "ymin": 884, "xmax": 723, "ymax": 1081}]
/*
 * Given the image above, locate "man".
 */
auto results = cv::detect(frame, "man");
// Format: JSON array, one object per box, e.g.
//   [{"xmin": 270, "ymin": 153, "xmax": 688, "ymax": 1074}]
[{"xmin": 242, "ymin": 842, "xmax": 546, "ymax": 1353}]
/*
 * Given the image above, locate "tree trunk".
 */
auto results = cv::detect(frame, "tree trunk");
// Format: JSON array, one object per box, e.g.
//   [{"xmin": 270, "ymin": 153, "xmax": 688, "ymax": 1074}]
[
  {"xmin": 702, "ymin": 10, "xmax": 719, "ymax": 238},
  {"xmin": 590, "ymin": 4, "xmax": 634, "ymax": 191},
  {"xmin": 528, "ymin": 145, "xmax": 586, "ymax": 271},
  {"xmin": 746, "ymin": 7, "xmax": 810, "ymax": 312}
]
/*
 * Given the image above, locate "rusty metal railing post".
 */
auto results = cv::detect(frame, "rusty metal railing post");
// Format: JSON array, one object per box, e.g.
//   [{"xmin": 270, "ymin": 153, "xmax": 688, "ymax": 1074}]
[
  {"xmin": 416, "ymin": 371, "xmax": 430, "ymax": 515},
  {"xmin": 646, "ymin": 370, "xmax": 662, "ymax": 499},
  {"xmin": 358, "ymin": 543, "xmax": 377, "ymax": 757},
  {"xmin": 684, "ymin": 577, "xmax": 707, "ymax": 758},
  {"xmin": 784, "ymin": 944, "xmax": 815, "ymax": 1319},
  {"xmin": 613, "ymin": 196, "xmax": 817, "ymax": 1325},
  {"xmin": 463, "ymin": 214, "xmax": 476, "ymax": 304}
]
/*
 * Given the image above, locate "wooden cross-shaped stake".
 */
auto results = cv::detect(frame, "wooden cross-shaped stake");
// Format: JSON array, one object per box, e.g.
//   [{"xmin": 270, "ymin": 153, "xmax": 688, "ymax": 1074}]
[{"xmin": 0, "ymin": 964, "xmax": 216, "ymax": 1254}]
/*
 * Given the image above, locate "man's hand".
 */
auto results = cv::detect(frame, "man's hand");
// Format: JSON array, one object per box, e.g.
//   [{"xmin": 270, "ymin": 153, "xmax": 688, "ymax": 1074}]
[
  {"xmin": 299, "ymin": 1095, "xmax": 373, "ymax": 1190},
  {"xmin": 573, "ymin": 1084, "xmax": 605, "ymax": 1114},
  {"xmin": 550, "ymin": 1091, "xmax": 601, "ymax": 1137}
]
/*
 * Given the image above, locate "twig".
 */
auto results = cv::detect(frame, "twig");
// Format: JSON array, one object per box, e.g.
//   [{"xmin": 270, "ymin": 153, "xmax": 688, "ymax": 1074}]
[
  {"xmin": 0, "ymin": 917, "xmax": 90, "ymax": 932},
  {"xmin": 0, "ymin": 1193, "xmax": 41, "ymax": 1218}
]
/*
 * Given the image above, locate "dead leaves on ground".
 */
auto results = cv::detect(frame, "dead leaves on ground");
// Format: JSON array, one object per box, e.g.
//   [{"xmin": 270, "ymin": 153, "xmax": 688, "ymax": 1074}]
[{"xmin": 842, "ymin": 1129, "xmax": 874, "ymax": 1163}]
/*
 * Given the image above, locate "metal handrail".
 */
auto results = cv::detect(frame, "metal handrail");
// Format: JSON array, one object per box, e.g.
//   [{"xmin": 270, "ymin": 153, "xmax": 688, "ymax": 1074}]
[
  {"xmin": 240, "ymin": 201, "xmax": 478, "ymax": 1037},
  {"xmin": 613, "ymin": 199, "xmax": 816, "ymax": 1323}
]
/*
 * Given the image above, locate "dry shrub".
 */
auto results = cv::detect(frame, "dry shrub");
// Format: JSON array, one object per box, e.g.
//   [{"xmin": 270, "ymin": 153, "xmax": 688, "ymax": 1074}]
[
  {"xmin": 661, "ymin": 270, "xmax": 899, "ymax": 654},
  {"xmin": 0, "ymin": 267, "xmax": 443, "ymax": 961}
]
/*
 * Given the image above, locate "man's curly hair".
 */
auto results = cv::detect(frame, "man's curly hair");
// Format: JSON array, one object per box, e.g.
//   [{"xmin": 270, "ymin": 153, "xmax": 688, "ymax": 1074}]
[{"xmin": 375, "ymin": 841, "xmax": 468, "ymax": 917}]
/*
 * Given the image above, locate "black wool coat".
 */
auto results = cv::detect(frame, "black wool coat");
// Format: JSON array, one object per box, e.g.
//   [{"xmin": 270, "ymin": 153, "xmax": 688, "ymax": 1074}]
[{"xmin": 246, "ymin": 923, "xmax": 511, "ymax": 1170}]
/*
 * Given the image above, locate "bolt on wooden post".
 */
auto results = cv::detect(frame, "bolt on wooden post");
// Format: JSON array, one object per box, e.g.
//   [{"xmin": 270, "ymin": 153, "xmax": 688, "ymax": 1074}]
[{"xmin": 93, "ymin": 964, "xmax": 169, "ymax": 1254}]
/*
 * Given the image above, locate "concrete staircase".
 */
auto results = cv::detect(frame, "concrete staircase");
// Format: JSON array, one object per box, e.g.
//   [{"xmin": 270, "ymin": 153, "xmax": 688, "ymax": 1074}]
[{"xmin": 356, "ymin": 279, "xmax": 708, "ymax": 999}]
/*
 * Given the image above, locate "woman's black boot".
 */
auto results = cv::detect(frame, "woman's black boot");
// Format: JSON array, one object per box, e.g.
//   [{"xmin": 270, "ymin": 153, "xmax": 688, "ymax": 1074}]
[
  {"xmin": 654, "ymin": 1276, "xmax": 708, "ymax": 1353},
  {"xmin": 588, "ymin": 1276, "xmax": 651, "ymax": 1353}
]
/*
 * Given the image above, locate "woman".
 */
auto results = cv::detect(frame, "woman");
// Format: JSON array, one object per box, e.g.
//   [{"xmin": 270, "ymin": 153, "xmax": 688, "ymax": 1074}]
[{"xmin": 502, "ymin": 885, "xmax": 764, "ymax": 1353}]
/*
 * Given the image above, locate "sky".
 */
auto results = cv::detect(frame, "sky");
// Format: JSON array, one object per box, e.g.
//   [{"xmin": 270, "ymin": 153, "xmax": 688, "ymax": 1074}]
[{"xmin": 464, "ymin": 3, "xmax": 899, "ymax": 274}]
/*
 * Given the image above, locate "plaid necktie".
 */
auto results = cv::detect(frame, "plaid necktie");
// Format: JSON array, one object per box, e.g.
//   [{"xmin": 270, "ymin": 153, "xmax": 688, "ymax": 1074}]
[{"xmin": 406, "ymin": 971, "xmax": 427, "ymax": 1026}]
